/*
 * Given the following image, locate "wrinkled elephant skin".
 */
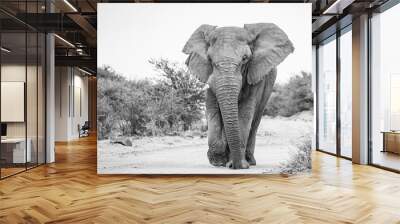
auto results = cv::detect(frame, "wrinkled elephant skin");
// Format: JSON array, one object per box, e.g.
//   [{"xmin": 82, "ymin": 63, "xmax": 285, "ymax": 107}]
[{"xmin": 183, "ymin": 23, "xmax": 294, "ymax": 169}]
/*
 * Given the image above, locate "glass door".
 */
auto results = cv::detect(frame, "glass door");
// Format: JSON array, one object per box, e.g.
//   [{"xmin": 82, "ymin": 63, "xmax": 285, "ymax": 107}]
[
  {"xmin": 27, "ymin": 30, "xmax": 38, "ymax": 169},
  {"xmin": 1, "ymin": 31, "xmax": 28, "ymax": 178},
  {"xmin": 0, "ymin": 1, "xmax": 47, "ymax": 179}
]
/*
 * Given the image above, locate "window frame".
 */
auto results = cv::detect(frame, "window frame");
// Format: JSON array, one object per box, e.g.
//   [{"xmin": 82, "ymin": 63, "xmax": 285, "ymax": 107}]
[{"xmin": 315, "ymin": 23, "xmax": 353, "ymax": 160}]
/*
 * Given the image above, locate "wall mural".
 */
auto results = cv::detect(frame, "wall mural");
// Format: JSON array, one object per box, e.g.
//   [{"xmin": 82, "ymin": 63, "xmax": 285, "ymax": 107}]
[{"xmin": 97, "ymin": 3, "xmax": 313, "ymax": 174}]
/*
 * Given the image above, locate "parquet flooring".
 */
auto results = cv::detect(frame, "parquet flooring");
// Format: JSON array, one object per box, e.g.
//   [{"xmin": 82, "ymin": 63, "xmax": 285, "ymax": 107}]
[{"xmin": 1, "ymin": 135, "xmax": 400, "ymax": 223}]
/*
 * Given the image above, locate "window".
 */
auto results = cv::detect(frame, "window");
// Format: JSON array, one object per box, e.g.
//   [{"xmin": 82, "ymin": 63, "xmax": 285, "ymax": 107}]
[
  {"xmin": 370, "ymin": 3, "xmax": 400, "ymax": 171},
  {"xmin": 0, "ymin": 2, "xmax": 46, "ymax": 179},
  {"xmin": 390, "ymin": 74, "xmax": 400, "ymax": 130},
  {"xmin": 318, "ymin": 36, "xmax": 337, "ymax": 154},
  {"xmin": 1, "ymin": 31, "xmax": 28, "ymax": 178},
  {"xmin": 340, "ymin": 28, "xmax": 352, "ymax": 158}
]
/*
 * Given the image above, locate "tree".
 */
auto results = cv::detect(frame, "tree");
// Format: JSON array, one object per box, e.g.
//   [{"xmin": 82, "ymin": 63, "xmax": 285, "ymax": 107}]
[
  {"xmin": 97, "ymin": 59, "xmax": 207, "ymax": 139},
  {"xmin": 149, "ymin": 58, "xmax": 206, "ymax": 131},
  {"xmin": 264, "ymin": 72, "xmax": 313, "ymax": 117}
]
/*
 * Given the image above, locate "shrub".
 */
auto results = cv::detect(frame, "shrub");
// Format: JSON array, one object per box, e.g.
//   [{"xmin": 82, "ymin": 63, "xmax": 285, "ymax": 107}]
[
  {"xmin": 264, "ymin": 72, "xmax": 313, "ymax": 117},
  {"xmin": 97, "ymin": 59, "xmax": 206, "ymax": 140},
  {"xmin": 279, "ymin": 137, "xmax": 312, "ymax": 175}
]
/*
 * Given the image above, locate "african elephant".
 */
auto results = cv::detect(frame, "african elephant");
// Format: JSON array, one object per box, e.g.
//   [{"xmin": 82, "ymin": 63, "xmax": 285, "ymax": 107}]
[{"xmin": 183, "ymin": 23, "xmax": 294, "ymax": 169}]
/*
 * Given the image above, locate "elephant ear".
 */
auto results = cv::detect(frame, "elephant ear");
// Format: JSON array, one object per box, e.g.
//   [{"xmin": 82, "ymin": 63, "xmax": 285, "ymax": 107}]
[
  {"xmin": 244, "ymin": 23, "xmax": 294, "ymax": 85},
  {"xmin": 182, "ymin": 24, "xmax": 216, "ymax": 83}
]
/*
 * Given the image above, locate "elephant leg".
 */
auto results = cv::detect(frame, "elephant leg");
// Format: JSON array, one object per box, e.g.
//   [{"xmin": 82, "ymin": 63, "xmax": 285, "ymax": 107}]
[
  {"xmin": 246, "ymin": 113, "xmax": 262, "ymax": 165},
  {"xmin": 246, "ymin": 68, "xmax": 278, "ymax": 165},
  {"xmin": 239, "ymin": 110, "xmax": 256, "ymax": 165},
  {"xmin": 206, "ymin": 89, "xmax": 229, "ymax": 166},
  {"xmin": 236, "ymin": 89, "xmax": 257, "ymax": 166},
  {"xmin": 246, "ymin": 96, "xmax": 269, "ymax": 165}
]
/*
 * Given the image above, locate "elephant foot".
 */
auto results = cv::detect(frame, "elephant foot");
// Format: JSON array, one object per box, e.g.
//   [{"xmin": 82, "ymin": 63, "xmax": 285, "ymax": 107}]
[
  {"xmin": 207, "ymin": 149, "xmax": 228, "ymax": 167},
  {"xmin": 246, "ymin": 154, "xmax": 256, "ymax": 166},
  {"xmin": 226, "ymin": 159, "xmax": 250, "ymax": 169}
]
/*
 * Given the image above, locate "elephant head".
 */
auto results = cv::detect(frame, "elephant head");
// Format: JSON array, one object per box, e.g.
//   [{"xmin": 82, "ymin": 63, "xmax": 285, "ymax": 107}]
[{"xmin": 183, "ymin": 23, "xmax": 294, "ymax": 169}]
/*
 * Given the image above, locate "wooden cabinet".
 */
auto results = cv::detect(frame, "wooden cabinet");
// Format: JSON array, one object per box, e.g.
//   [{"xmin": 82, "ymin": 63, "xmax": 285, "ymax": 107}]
[{"xmin": 382, "ymin": 132, "xmax": 400, "ymax": 154}]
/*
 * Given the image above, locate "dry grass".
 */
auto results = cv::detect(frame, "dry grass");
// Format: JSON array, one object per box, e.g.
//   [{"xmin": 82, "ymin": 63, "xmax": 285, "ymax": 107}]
[{"xmin": 279, "ymin": 137, "xmax": 312, "ymax": 175}]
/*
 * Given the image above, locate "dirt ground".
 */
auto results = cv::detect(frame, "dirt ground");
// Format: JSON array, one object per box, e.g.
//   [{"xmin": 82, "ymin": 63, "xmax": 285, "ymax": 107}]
[{"xmin": 98, "ymin": 111, "xmax": 313, "ymax": 174}]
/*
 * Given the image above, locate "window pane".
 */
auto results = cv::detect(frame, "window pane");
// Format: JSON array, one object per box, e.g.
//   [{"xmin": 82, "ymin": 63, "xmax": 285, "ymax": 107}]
[
  {"xmin": 1, "ymin": 32, "xmax": 27, "ymax": 177},
  {"xmin": 371, "ymin": 4, "xmax": 400, "ymax": 171},
  {"xmin": 318, "ymin": 37, "xmax": 337, "ymax": 154},
  {"xmin": 27, "ymin": 31, "xmax": 38, "ymax": 169},
  {"xmin": 38, "ymin": 33, "xmax": 45, "ymax": 165},
  {"xmin": 340, "ymin": 29, "xmax": 352, "ymax": 158},
  {"xmin": 0, "ymin": 1, "xmax": 46, "ymax": 179}
]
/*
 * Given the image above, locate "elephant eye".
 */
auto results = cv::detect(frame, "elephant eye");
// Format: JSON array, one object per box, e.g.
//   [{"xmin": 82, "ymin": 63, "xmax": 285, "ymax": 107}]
[
  {"xmin": 242, "ymin": 55, "xmax": 249, "ymax": 62},
  {"xmin": 209, "ymin": 37, "xmax": 217, "ymax": 45}
]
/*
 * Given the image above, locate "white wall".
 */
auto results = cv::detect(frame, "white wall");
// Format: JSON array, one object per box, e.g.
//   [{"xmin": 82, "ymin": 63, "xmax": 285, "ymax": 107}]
[
  {"xmin": 55, "ymin": 67, "xmax": 89, "ymax": 141},
  {"xmin": 55, "ymin": 66, "xmax": 69, "ymax": 141},
  {"xmin": 71, "ymin": 72, "xmax": 89, "ymax": 138},
  {"xmin": 1, "ymin": 65, "xmax": 26, "ymax": 139},
  {"xmin": 1, "ymin": 63, "xmax": 47, "ymax": 164},
  {"xmin": 1, "ymin": 65, "xmax": 41, "ymax": 138}
]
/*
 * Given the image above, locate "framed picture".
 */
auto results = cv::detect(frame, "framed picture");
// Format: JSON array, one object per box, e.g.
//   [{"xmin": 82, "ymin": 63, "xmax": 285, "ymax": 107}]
[{"xmin": 97, "ymin": 3, "xmax": 312, "ymax": 174}]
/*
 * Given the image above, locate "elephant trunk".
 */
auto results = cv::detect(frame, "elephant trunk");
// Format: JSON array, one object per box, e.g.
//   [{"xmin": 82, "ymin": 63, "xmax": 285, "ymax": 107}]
[{"xmin": 214, "ymin": 71, "xmax": 243, "ymax": 168}]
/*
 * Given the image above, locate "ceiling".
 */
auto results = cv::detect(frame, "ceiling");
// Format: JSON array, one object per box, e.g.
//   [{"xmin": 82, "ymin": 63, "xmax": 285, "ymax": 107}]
[{"xmin": 0, "ymin": 0, "xmax": 393, "ymax": 74}]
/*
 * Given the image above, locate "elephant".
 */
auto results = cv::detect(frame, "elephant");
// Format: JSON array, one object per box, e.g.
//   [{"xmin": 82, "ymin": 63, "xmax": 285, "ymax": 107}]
[{"xmin": 182, "ymin": 23, "xmax": 294, "ymax": 169}]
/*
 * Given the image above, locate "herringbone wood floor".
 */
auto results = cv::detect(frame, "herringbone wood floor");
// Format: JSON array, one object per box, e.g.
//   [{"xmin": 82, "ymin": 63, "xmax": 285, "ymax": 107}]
[{"xmin": 1, "ymin": 135, "xmax": 400, "ymax": 224}]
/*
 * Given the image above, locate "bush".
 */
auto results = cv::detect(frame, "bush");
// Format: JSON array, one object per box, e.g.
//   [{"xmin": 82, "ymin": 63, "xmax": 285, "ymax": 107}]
[
  {"xmin": 97, "ymin": 59, "xmax": 206, "ymax": 140},
  {"xmin": 264, "ymin": 72, "xmax": 313, "ymax": 117},
  {"xmin": 279, "ymin": 137, "xmax": 312, "ymax": 175},
  {"xmin": 149, "ymin": 59, "xmax": 206, "ymax": 131}
]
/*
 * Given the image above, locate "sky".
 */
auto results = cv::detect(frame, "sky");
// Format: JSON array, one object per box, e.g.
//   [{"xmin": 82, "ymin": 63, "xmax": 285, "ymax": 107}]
[{"xmin": 98, "ymin": 3, "xmax": 311, "ymax": 84}]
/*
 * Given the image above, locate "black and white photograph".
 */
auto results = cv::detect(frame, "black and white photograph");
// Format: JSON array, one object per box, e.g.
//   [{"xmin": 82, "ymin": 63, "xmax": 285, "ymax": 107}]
[{"xmin": 97, "ymin": 3, "xmax": 312, "ymax": 174}]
